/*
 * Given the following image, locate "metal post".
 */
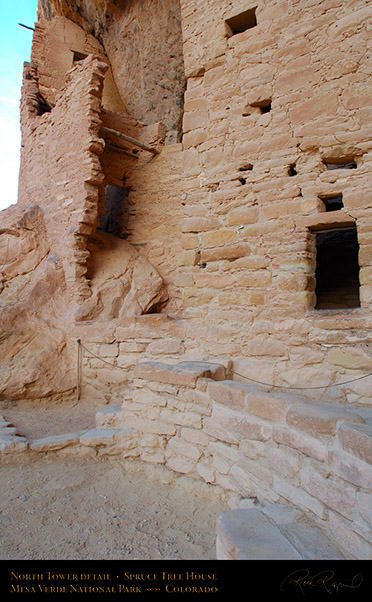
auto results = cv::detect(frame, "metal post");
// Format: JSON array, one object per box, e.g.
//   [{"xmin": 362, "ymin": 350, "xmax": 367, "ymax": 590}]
[{"xmin": 77, "ymin": 339, "xmax": 82, "ymax": 401}]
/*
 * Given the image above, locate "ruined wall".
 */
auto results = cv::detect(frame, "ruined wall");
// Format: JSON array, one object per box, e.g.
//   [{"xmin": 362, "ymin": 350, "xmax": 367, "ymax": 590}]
[
  {"xmin": 18, "ymin": 55, "xmax": 107, "ymax": 299},
  {"xmin": 38, "ymin": 0, "xmax": 186, "ymax": 139},
  {"xmin": 1, "ymin": 51, "xmax": 170, "ymax": 399},
  {"xmin": 31, "ymin": 16, "xmax": 126, "ymax": 113},
  {"xmin": 177, "ymin": 0, "xmax": 372, "ymax": 403}
]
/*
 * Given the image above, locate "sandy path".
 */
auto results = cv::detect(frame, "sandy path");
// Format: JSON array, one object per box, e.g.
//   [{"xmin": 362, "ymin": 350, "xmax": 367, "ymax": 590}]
[
  {"xmin": 0, "ymin": 395, "xmax": 230, "ymax": 561},
  {"xmin": 0, "ymin": 452, "xmax": 228, "ymax": 561}
]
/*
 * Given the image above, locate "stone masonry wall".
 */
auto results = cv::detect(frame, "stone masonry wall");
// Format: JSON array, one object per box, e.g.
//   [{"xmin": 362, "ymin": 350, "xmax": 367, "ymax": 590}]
[
  {"xmin": 115, "ymin": 360, "xmax": 372, "ymax": 559},
  {"xmin": 18, "ymin": 55, "xmax": 107, "ymax": 300},
  {"xmin": 177, "ymin": 0, "xmax": 372, "ymax": 404}
]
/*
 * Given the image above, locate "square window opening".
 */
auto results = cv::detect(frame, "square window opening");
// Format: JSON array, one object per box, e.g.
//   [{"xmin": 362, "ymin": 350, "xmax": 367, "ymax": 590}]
[
  {"xmin": 315, "ymin": 227, "xmax": 360, "ymax": 310},
  {"xmin": 72, "ymin": 51, "xmax": 88, "ymax": 65},
  {"xmin": 250, "ymin": 98, "xmax": 272, "ymax": 113},
  {"xmin": 319, "ymin": 194, "xmax": 344, "ymax": 212},
  {"xmin": 225, "ymin": 7, "xmax": 257, "ymax": 37}
]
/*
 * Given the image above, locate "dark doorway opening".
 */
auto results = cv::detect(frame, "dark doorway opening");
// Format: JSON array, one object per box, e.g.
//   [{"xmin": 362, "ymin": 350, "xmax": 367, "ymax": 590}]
[
  {"xmin": 99, "ymin": 184, "xmax": 129, "ymax": 238},
  {"xmin": 315, "ymin": 227, "xmax": 360, "ymax": 309}
]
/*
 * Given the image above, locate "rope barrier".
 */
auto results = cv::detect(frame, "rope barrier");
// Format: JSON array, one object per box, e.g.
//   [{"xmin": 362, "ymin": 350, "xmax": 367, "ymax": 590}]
[
  {"xmin": 79, "ymin": 340, "xmax": 129, "ymax": 371},
  {"xmin": 77, "ymin": 339, "xmax": 372, "ymax": 392}
]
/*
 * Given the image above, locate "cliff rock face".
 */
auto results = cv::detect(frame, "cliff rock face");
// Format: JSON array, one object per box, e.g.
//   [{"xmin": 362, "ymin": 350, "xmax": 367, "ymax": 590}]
[
  {"xmin": 0, "ymin": 50, "xmax": 168, "ymax": 401},
  {"xmin": 38, "ymin": 0, "xmax": 186, "ymax": 139},
  {"xmin": 0, "ymin": 203, "xmax": 167, "ymax": 400}
]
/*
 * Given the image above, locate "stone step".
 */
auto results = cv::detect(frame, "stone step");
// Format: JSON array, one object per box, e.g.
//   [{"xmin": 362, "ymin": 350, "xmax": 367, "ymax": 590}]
[
  {"xmin": 216, "ymin": 502, "xmax": 347, "ymax": 560},
  {"xmin": 135, "ymin": 360, "xmax": 228, "ymax": 388},
  {"xmin": 95, "ymin": 404, "xmax": 124, "ymax": 429},
  {"xmin": 0, "ymin": 413, "xmax": 29, "ymax": 460}
]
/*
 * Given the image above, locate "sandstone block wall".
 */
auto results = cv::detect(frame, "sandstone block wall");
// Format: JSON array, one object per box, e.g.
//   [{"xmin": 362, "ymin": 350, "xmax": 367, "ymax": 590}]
[
  {"xmin": 18, "ymin": 55, "xmax": 107, "ymax": 299},
  {"xmin": 177, "ymin": 0, "xmax": 372, "ymax": 402},
  {"xmin": 119, "ymin": 360, "xmax": 372, "ymax": 558}
]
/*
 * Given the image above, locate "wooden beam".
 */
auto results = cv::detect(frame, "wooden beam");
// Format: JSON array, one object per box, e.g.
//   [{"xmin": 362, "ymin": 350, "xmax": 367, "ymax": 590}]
[
  {"xmin": 106, "ymin": 143, "xmax": 139, "ymax": 159},
  {"xmin": 101, "ymin": 126, "xmax": 159, "ymax": 155}
]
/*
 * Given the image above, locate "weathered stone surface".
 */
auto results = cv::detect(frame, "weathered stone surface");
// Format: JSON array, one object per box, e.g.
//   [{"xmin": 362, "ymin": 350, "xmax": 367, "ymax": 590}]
[
  {"xmin": 0, "ymin": 436, "xmax": 28, "ymax": 456},
  {"xmin": 300, "ymin": 465, "xmax": 357, "ymax": 519},
  {"xmin": 208, "ymin": 380, "xmax": 252, "ymax": 411},
  {"xmin": 286, "ymin": 403, "xmax": 365, "ymax": 436},
  {"xmin": 95, "ymin": 404, "xmax": 124, "ymax": 428},
  {"xmin": 79, "ymin": 428, "xmax": 131, "ymax": 447},
  {"xmin": 328, "ymin": 450, "xmax": 372, "ymax": 489},
  {"xmin": 39, "ymin": 1, "xmax": 186, "ymax": 134},
  {"xmin": 30, "ymin": 432, "xmax": 83, "ymax": 452},
  {"xmin": 216, "ymin": 509, "xmax": 302, "ymax": 560},
  {"xmin": 135, "ymin": 360, "xmax": 225, "ymax": 387},
  {"xmin": 338, "ymin": 423, "xmax": 372, "ymax": 464}
]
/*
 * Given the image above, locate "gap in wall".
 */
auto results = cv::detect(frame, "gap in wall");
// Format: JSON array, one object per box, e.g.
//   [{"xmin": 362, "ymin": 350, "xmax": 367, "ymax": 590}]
[
  {"xmin": 98, "ymin": 184, "xmax": 130, "ymax": 238},
  {"xmin": 225, "ymin": 7, "xmax": 257, "ymax": 37},
  {"xmin": 315, "ymin": 227, "xmax": 360, "ymax": 309}
]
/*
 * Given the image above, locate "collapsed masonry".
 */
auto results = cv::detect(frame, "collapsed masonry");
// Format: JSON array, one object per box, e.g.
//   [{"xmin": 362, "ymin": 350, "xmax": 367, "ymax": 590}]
[{"xmin": 1, "ymin": 0, "xmax": 372, "ymax": 558}]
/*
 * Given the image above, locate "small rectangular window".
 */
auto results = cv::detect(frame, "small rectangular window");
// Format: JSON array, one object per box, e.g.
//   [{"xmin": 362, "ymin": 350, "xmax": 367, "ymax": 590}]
[
  {"xmin": 315, "ymin": 227, "xmax": 360, "ymax": 309},
  {"xmin": 225, "ymin": 8, "xmax": 257, "ymax": 37},
  {"xmin": 323, "ymin": 159, "xmax": 357, "ymax": 170},
  {"xmin": 319, "ymin": 194, "xmax": 344, "ymax": 212},
  {"xmin": 72, "ymin": 51, "xmax": 88, "ymax": 65}
]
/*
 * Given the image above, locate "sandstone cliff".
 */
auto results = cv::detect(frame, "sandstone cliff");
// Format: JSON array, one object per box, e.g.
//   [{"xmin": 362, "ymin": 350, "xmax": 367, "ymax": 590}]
[{"xmin": 38, "ymin": 0, "xmax": 186, "ymax": 139}]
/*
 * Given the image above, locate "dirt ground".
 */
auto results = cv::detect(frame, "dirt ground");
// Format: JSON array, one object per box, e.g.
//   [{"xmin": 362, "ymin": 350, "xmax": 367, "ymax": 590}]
[{"xmin": 0, "ymin": 397, "xmax": 230, "ymax": 561}]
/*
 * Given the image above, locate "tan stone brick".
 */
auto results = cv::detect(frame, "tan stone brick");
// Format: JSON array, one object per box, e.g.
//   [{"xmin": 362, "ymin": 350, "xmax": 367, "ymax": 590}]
[
  {"xmin": 183, "ymin": 109, "xmax": 209, "ymax": 133},
  {"xmin": 219, "ymin": 290, "xmax": 264, "ymax": 307},
  {"xmin": 245, "ymin": 391, "xmax": 290, "ymax": 422},
  {"xmin": 147, "ymin": 339, "xmax": 182, "ymax": 355},
  {"xmin": 328, "ymin": 450, "xmax": 372, "ymax": 489},
  {"xmin": 181, "ymin": 234, "xmax": 199, "ymax": 250},
  {"xmin": 338, "ymin": 423, "xmax": 372, "ymax": 465},
  {"xmin": 201, "ymin": 242, "xmax": 251, "ymax": 263},
  {"xmin": 197, "ymin": 462, "xmax": 216, "ymax": 483},
  {"xmin": 290, "ymin": 93, "xmax": 339, "ymax": 126},
  {"xmin": 194, "ymin": 273, "xmax": 235, "ymax": 289},
  {"xmin": 182, "ymin": 288, "xmax": 215, "ymax": 305},
  {"xmin": 244, "ymin": 335, "xmax": 287, "ymax": 357},
  {"xmin": 166, "ymin": 455, "xmax": 195, "ymax": 475},
  {"xmin": 181, "ymin": 216, "xmax": 220, "ymax": 233},
  {"xmin": 239, "ymin": 439, "xmax": 266, "ymax": 460},
  {"xmin": 125, "ymin": 416, "xmax": 177, "ymax": 436},
  {"xmin": 207, "ymin": 403, "xmax": 272, "ymax": 442},
  {"xmin": 234, "ymin": 457, "xmax": 273, "ymax": 486},
  {"xmin": 273, "ymin": 475, "xmax": 326, "ymax": 519},
  {"xmin": 119, "ymin": 341, "xmax": 146, "ymax": 353},
  {"xmin": 179, "ymin": 250, "xmax": 200, "ymax": 266},
  {"xmin": 202, "ymin": 229, "xmax": 238, "ymax": 247},
  {"xmin": 167, "ymin": 437, "xmax": 202, "ymax": 461},
  {"xmin": 234, "ymin": 271, "xmax": 272, "ymax": 288},
  {"xmin": 286, "ymin": 403, "xmax": 365, "ymax": 436},
  {"xmin": 181, "ymin": 427, "xmax": 209, "ymax": 446},
  {"xmin": 131, "ymin": 389, "xmax": 167, "ymax": 407},
  {"xmin": 226, "ymin": 206, "xmax": 259, "ymax": 226},
  {"xmin": 272, "ymin": 426, "xmax": 327, "ymax": 461},
  {"xmin": 327, "ymin": 347, "xmax": 372, "ymax": 370},
  {"xmin": 160, "ymin": 407, "xmax": 202, "ymax": 429},
  {"xmin": 300, "ymin": 465, "xmax": 356, "ymax": 519},
  {"xmin": 266, "ymin": 447, "xmax": 302, "ymax": 478},
  {"xmin": 208, "ymin": 380, "xmax": 252, "ymax": 411}
]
